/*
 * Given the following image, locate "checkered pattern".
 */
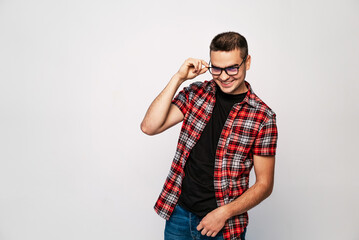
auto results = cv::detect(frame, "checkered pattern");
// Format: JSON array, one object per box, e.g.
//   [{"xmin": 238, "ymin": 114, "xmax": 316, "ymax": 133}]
[{"xmin": 154, "ymin": 80, "xmax": 278, "ymax": 240}]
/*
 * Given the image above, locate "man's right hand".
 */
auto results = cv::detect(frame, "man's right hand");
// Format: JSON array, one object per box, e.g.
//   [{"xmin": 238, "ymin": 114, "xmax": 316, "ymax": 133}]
[
  {"xmin": 141, "ymin": 58, "xmax": 209, "ymax": 136},
  {"xmin": 175, "ymin": 58, "xmax": 209, "ymax": 82}
]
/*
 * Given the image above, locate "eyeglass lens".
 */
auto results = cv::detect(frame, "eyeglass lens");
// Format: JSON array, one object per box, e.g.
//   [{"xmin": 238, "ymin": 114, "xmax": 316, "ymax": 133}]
[{"xmin": 210, "ymin": 66, "xmax": 238, "ymax": 76}]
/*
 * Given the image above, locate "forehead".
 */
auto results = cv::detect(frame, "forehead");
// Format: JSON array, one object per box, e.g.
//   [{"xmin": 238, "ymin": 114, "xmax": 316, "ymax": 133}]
[{"xmin": 210, "ymin": 49, "xmax": 242, "ymax": 67}]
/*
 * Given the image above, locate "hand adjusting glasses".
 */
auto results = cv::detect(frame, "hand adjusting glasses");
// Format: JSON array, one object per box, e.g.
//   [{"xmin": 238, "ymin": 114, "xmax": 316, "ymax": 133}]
[{"xmin": 208, "ymin": 55, "xmax": 247, "ymax": 76}]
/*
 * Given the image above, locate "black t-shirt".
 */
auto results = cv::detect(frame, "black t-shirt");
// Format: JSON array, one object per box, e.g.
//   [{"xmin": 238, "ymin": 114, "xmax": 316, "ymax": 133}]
[{"xmin": 178, "ymin": 84, "xmax": 247, "ymax": 217}]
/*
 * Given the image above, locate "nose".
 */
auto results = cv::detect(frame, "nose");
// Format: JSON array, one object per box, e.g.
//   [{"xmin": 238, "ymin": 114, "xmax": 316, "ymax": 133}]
[{"xmin": 219, "ymin": 70, "xmax": 230, "ymax": 81}]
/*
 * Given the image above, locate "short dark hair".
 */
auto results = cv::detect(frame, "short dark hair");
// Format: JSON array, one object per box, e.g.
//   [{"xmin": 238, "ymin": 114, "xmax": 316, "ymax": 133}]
[{"xmin": 210, "ymin": 31, "xmax": 248, "ymax": 59}]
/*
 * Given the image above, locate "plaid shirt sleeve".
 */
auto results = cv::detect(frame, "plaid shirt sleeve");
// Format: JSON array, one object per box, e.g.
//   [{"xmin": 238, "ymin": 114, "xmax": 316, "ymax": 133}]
[
  {"xmin": 252, "ymin": 114, "xmax": 278, "ymax": 155},
  {"xmin": 171, "ymin": 86, "xmax": 190, "ymax": 116},
  {"xmin": 172, "ymin": 81, "xmax": 204, "ymax": 116}
]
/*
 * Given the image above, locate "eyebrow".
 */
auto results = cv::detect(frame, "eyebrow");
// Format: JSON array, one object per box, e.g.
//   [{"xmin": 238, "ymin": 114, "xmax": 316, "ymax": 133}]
[{"xmin": 211, "ymin": 63, "xmax": 240, "ymax": 68}]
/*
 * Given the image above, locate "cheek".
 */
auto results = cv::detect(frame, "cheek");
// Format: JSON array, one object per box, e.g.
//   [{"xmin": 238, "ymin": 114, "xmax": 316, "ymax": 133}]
[{"xmin": 234, "ymin": 70, "xmax": 246, "ymax": 79}]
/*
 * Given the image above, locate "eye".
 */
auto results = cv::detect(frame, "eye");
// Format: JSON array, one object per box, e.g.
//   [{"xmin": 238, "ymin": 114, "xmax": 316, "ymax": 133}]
[
  {"xmin": 226, "ymin": 66, "xmax": 238, "ymax": 74},
  {"xmin": 226, "ymin": 67, "xmax": 237, "ymax": 71},
  {"xmin": 211, "ymin": 67, "xmax": 222, "ymax": 74}
]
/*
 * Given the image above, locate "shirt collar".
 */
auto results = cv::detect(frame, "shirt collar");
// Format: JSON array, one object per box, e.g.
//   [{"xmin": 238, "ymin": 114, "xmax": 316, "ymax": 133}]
[{"xmin": 206, "ymin": 80, "xmax": 258, "ymax": 108}]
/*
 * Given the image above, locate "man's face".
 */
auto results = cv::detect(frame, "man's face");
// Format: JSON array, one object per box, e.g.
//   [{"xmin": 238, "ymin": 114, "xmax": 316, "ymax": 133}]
[{"xmin": 210, "ymin": 49, "xmax": 251, "ymax": 95}]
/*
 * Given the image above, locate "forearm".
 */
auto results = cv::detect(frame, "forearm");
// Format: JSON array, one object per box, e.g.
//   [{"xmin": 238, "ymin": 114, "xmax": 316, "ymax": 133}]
[
  {"xmin": 141, "ymin": 58, "xmax": 208, "ymax": 135},
  {"xmin": 196, "ymin": 182, "xmax": 273, "ymax": 237},
  {"xmin": 223, "ymin": 181, "xmax": 273, "ymax": 219},
  {"xmin": 140, "ymin": 73, "xmax": 184, "ymax": 135}
]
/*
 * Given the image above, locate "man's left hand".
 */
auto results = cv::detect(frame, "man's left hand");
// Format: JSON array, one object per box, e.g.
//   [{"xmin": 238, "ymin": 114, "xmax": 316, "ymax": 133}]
[{"xmin": 196, "ymin": 206, "xmax": 229, "ymax": 237}]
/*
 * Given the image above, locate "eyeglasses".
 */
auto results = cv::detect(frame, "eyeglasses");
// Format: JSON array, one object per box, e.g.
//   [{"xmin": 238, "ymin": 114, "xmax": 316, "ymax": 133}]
[{"xmin": 208, "ymin": 56, "xmax": 247, "ymax": 76}]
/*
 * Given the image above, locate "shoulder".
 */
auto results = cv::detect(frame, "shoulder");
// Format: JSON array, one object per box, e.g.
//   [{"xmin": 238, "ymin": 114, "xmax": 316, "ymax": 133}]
[
  {"xmin": 185, "ymin": 80, "xmax": 213, "ymax": 92},
  {"xmin": 181, "ymin": 80, "xmax": 214, "ymax": 98},
  {"xmin": 248, "ymin": 91, "xmax": 276, "ymax": 124}
]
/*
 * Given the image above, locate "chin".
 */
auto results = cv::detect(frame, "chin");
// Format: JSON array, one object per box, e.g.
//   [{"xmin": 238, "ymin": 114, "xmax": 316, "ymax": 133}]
[{"xmin": 220, "ymin": 87, "xmax": 235, "ymax": 94}]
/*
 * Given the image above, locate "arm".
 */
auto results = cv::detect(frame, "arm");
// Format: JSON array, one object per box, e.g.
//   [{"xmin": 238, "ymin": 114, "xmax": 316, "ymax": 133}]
[
  {"xmin": 197, "ymin": 155, "xmax": 275, "ymax": 237},
  {"xmin": 140, "ymin": 58, "xmax": 209, "ymax": 135}
]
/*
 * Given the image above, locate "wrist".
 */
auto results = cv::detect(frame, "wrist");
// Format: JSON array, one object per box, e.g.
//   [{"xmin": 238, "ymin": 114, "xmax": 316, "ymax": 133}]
[
  {"xmin": 220, "ymin": 204, "xmax": 233, "ymax": 220},
  {"xmin": 172, "ymin": 72, "xmax": 187, "ymax": 84}
]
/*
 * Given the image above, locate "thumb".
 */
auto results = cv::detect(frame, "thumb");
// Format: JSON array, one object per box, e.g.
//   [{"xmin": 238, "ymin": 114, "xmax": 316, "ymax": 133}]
[{"xmin": 199, "ymin": 67, "xmax": 208, "ymax": 75}]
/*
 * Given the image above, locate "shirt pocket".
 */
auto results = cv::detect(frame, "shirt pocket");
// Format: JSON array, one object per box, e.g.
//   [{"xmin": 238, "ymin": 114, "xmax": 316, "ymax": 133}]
[{"xmin": 225, "ymin": 118, "xmax": 258, "ymax": 154}]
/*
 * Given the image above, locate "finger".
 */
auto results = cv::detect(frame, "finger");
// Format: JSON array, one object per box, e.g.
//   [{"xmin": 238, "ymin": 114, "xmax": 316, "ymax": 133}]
[
  {"xmin": 201, "ymin": 229, "xmax": 208, "ymax": 236},
  {"xmin": 211, "ymin": 232, "xmax": 218, "ymax": 237},
  {"xmin": 201, "ymin": 59, "xmax": 209, "ymax": 68},
  {"xmin": 196, "ymin": 222, "xmax": 203, "ymax": 231},
  {"xmin": 200, "ymin": 60, "xmax": 204, "ymax": 71},
  {"xmin": 206, "ymin": 231, "xmax": 212, "ymax": 237},
  {"xmin": 199, "ymin": 66, "xmax": 208, "ymax": 75},
  {"xmin": 191, "ymin": 59, "xmax": 199, "ymax": 72},
  {"xmin": 185, "ymin": 58, "xmax": 196, "ymax": 68},
  {"xmin": 196, "ymin": 60, "xmax": 201, "ymax": 73}
]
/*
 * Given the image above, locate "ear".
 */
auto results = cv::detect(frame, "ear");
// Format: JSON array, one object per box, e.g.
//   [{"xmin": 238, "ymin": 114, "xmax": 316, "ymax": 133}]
[{"xmin": 245, "ymin": 55, "xmax": 251, "ymax": 70}]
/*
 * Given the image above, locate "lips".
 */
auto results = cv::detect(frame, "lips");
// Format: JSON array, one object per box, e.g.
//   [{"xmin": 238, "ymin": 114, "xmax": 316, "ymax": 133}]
[{"xmin": 219, "ymin": 80, "xmax": 234, "ymax": 87}]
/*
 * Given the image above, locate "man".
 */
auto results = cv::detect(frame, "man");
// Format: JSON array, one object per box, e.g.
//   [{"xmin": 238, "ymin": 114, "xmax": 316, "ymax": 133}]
[{"xmin": 141, "ymin": 32, "xmax": 278, "ymax": 240}]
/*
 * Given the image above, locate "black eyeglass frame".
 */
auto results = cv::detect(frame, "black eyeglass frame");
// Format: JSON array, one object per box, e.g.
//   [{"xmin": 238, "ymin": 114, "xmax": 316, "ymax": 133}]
[{"xmin": 208, "ymin": 55, "xmax": 248, "ymax": 76}]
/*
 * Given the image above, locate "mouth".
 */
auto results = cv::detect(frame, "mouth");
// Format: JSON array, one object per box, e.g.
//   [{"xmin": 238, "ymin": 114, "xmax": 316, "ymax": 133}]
[{"xmin": 218, "ymin": 79, "xmax": 234, "ymax": 87}]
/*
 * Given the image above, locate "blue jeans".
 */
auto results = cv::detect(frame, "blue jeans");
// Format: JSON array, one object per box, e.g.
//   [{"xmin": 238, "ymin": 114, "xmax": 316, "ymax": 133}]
[{"xmin": 164, "ymin": 204, "xmax": 246, "ymax": 240}]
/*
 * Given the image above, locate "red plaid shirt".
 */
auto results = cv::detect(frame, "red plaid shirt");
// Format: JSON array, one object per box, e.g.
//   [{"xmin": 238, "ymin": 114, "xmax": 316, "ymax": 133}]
[{"xmin": 154, "ymin": 80, "xmax": 278, "ymax": 240}]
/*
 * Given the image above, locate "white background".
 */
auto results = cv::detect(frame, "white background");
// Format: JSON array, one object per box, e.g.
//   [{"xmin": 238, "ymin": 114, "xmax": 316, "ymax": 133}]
[{"xmin": 1, "ymin": 0, "xmax": 358, "ymax": 239}]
